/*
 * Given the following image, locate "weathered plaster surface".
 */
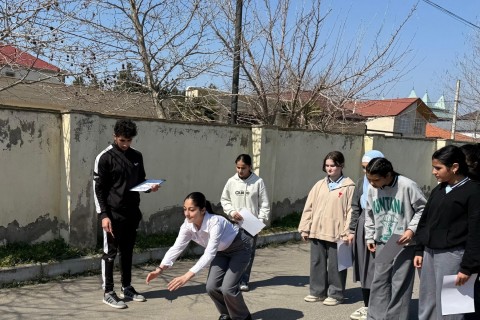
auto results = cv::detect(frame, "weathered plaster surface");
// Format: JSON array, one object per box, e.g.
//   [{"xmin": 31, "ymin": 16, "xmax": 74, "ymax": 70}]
[
  {"xmin": 69, "ymin": 182, "xmax": 95, "ymax": 248},
  {"xmin": 271, "ymin": 197, "xmax": 307, "ymax": 219},
  {"xmin": 139, "ymin": 205, "xmax": 185, "ymax": 234},
  {"xmin": 73, "ymin": 116, "xmax": 95, "ymax": 142},
  {"xmin": 0, "ymin": 214, "xmax": 68, "ymax": 244}
]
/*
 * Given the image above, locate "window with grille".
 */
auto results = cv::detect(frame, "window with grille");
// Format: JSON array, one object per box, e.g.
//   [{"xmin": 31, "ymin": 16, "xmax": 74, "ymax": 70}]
[{"xmin": 414, "ymin": 118, "xmax": 425, "ymax": 135}]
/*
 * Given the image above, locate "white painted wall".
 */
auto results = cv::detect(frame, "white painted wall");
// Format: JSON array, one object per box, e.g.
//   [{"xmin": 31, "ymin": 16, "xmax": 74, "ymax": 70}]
[
  {"xmin": 0, "ymin": 108, "xmax": 63, "ymax": 243},
  {"xmin": 366, "ymin": 117, "xmax": 395, "ymax": 135},
  {"xmin": 0, "ymin": 106, "xmax": 454, "ymax": 247}
]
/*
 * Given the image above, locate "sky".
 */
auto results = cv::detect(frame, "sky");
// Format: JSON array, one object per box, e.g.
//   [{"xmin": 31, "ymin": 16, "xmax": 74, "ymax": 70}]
[
  {"xmin": 31, "ymin": 0, "xmax": 476, "ymax": 108},
  {"xmin": 320, "ymin": 0, "xmax": 480, "ymax": 103},
  {"xmin": 187, "ymin": 0, "xmax": 480, "ymax": 107}
]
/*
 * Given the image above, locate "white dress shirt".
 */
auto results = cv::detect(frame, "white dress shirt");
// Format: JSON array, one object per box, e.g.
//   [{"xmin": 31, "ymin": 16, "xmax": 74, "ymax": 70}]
[{"xmin": 160, "ymin": 212, "xmax": 240, "ymax": 274}]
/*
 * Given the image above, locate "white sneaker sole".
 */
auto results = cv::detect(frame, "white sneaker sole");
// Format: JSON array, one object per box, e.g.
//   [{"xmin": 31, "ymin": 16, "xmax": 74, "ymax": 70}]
[
  {"xmin": 304, "ymin": 296, "xmax": 326, "ymax": 302},
  {"xmin": 120, "ymin": 293, "xmax": 146, "ymax": 302},
  {"xmin": 323, "ymin": 300, "xmax": 342, "ymax": 306},
  {"xmin": 103, "ymin": 299, "xmax": 127, "ymax": 309}
]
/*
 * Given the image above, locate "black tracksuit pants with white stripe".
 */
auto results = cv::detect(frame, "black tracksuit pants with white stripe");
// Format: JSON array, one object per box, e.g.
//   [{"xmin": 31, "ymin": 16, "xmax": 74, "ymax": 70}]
[{"xmin": 102, "ymin": 217, "xmax": 138, "ymax": 293}]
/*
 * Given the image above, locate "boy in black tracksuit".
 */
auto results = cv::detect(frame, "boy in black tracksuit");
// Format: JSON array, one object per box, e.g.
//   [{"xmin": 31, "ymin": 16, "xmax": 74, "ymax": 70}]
[{"xmin": 93, "ymin": 119, "xmax": 159, "ymax": 309}]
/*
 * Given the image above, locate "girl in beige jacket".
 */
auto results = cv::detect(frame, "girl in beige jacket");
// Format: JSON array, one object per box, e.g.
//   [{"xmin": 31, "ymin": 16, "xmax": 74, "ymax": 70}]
[{"xmin": 298, "ymin": 151, "xmax": 355, "ymax": 306}]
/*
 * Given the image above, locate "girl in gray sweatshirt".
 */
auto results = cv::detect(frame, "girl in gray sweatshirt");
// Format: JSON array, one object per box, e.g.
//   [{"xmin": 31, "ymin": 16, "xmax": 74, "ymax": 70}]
[{"xmin": 364, "ymin": 157, "xmax": 427, "ymax": 320}]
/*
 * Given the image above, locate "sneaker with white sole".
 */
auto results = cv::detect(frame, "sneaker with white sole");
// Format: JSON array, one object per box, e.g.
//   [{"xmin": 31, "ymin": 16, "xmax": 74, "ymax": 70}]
[
  {"xmin": 350, "ymin": 306, "xmax": 368, "ymax": 320},
  {"xmin": 103, "ymin": 291, "xmax": 127, "ymax": 309},
  {"xmin": 121, "ymin": 286, "xmax": 146, "ymax": 302},
  {"xmin": 239, "ymin": 284, "xmax": 250, "ymax": 292},
  {"xmin": 323, "ymin": 296, "xmax": 342, "ymax": 306},
  {"xmin": 304, "ymin": 294, "xmax": 326, "ymax": 302}
]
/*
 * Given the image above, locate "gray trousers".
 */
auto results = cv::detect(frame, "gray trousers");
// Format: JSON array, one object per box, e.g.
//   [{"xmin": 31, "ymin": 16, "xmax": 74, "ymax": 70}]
[
  {"xmin": 206, "ymin": 231, "xmax": 251, "ymax": 320},
  {"xmin": 240, "ymin": 232, "xmax": 257, "ymax": 285},
  {"xmin": 418, "ymin": 246, "xmax": 465, "ymax": 320},
  {"xmin": 309, "ymin": 239, "xmax": 347, "ymax": 300},
  {"xmin": 367, "ymin": 244, "xmax": 415, "ymax": 320}
]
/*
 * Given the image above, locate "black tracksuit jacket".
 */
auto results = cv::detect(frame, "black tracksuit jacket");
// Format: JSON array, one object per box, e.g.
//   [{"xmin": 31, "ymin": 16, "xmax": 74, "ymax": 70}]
[{"xmin": 93, "ymin": 143, "xmax": 146, "ymax": 223}]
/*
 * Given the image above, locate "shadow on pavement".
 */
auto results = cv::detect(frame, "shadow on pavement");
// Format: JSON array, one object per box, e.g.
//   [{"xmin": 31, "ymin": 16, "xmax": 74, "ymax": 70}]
[
  {"xmin": 249, "ymin": 275, "xmax": 309, "ymax": 289},
  {"xmin": 253, "ymin": 308, "xmax": 304, "ymax": 320},
  {"xmin": 143, "ymin": 275, "xmax": 366, "ymax": 306},
  {"xmin": 143, "ymin": 283, "xmax": 206, "ymax": 301}
]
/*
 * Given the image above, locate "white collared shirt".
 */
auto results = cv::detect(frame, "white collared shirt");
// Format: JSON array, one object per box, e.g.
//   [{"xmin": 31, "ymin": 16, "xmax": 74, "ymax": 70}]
[{"xmin": 160, "ymin": 212, "xmax": 239, "ymax": 274}]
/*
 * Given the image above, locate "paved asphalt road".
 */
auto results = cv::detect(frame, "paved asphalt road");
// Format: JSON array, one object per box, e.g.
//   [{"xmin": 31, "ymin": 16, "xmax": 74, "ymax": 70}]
[{"xmin": 0, "ymin": 242, "xmax": 420, "ymax": 320}]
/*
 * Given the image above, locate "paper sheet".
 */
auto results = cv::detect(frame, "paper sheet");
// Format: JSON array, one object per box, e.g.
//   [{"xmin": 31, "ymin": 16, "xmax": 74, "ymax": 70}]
[
  {"xmin": 374, "ymin": 234, "xmax": 403, "ymax": 264},
  {"xmin": 441, "ymin": 273, "xmax": 477, "ymax": 315},
  {"xmin": 238, "ymin": 208, "xmax": 266, "ymax": 236},
  {"xmin": 130, "ymin": 179, "xmax": 166, "ymax": 192},
  {"xmin": 337, "ymin": 240, "xmax": 353, "ymax": 271}
]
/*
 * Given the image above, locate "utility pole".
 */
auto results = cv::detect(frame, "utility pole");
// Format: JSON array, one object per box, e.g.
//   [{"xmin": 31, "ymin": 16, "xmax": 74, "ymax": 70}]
[
  {"xmin": 230, "ymin": 0, "xmax": 243, "ymax": 125},
  {"xmin": 450, "ymin": 80, "xmax": 460, "ymax": 140}
]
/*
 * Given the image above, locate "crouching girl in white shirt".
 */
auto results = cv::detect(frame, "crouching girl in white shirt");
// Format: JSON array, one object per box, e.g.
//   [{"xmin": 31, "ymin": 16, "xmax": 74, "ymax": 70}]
[{"xmin": 146, "ymin": 192, "xmax": 252, "ymax": 320}]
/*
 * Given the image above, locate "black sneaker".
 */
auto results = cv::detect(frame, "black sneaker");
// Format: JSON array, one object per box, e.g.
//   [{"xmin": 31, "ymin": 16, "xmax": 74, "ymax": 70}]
[
  {"xmin": 218, "ymin": 315, "xmax": 232, "ymax": 320},
  {"xmin": 103, "ymin": 291, "xmax": 127, "ymax": 309},
  {"xmin": 121, "ymin": 286, "xmax": 146, "ymax": 302}
]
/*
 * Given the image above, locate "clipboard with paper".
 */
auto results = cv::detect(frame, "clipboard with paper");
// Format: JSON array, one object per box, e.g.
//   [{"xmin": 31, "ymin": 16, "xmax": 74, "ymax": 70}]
[{"xmin": 130, "ymin": 179, "xmax": 166, "ymax": 192}]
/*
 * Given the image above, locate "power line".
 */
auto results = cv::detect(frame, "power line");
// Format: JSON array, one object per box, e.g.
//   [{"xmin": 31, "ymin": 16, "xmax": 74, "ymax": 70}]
[{"xmin": 421, "ymin": 0, "xmax": 480, "ymax": 31}]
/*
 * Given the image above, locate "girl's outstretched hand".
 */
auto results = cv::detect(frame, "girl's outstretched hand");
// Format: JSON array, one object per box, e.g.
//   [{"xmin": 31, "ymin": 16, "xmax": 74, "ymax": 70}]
[
  {"xmin": 167, "ymin": 271, "xmax": 195, "ymax": 291},
  {"xmin": 146, "ymin": 268, "xmax": 161, "ymax": 284}
]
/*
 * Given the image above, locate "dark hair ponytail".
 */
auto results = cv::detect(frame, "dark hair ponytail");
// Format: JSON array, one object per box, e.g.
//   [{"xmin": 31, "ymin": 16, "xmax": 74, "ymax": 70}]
[
  {"xmin": 184, "ymin": 192, "xmax": 213, "ymax": 212},
  {"xmin": 434, "ymin": 145, "xmax": 469, "ymax": 176},
  {"xmin": 184, "ymin": 192, "xmax": 236, "ymax": 223}
]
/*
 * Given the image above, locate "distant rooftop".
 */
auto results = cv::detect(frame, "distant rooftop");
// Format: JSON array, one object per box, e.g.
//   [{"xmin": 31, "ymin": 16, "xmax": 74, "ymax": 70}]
[
  {"xmin": 346, "ymin": 97, "xmax": 437, "ymax": 121},
  {"xmin": 426, "ymin": 123, "xmax": 475, "ymax": 142},
  {"xmin": 408, "ymin": 88, "xmax": 451, "ymax": 120},
  {"xmin": 0, "ymin": 44, "xmax": 61, "ymax": 73}
]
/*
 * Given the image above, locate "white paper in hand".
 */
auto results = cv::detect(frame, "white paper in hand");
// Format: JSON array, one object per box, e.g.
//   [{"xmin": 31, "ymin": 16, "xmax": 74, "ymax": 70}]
[
  {"xmin": 238, "ymin": 208, "xmax": 266, "ymax": 236},
  {"xmin": 130, "ymin": 179, "xmax": 165, "ymax": 192},
  {"xmin": 337, "ymin": 240, "xmax": 353, "ymax": 271},
  {"xmin": 374, "ymin": 234, "xmax": 402, "ymax": 264},
  {"xmin": 441, "ymin": 273, "xmax": 477, "ymax": 315}
]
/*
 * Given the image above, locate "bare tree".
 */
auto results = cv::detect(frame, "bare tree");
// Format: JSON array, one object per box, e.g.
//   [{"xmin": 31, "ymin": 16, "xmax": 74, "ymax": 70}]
[
  {"xmin": 455, "ymin": 30, "xmax": 480, "ymax": 116},
  {"xmin": 0, "ymin": 0, "xmax": 75, "ymax": 91},
  {"xmin": 49, "ymin": 0, "xmax": 219, "ymax": 119},
  {"xmin": 208, "ymin": 0, "xmax": 416, "ymax": 130}
]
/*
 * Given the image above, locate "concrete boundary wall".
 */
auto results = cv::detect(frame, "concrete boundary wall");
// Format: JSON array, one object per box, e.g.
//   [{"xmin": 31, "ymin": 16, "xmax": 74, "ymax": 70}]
[{"xmin": 0, "ymin": 106, "xmax": 454, "ymax": 248}]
